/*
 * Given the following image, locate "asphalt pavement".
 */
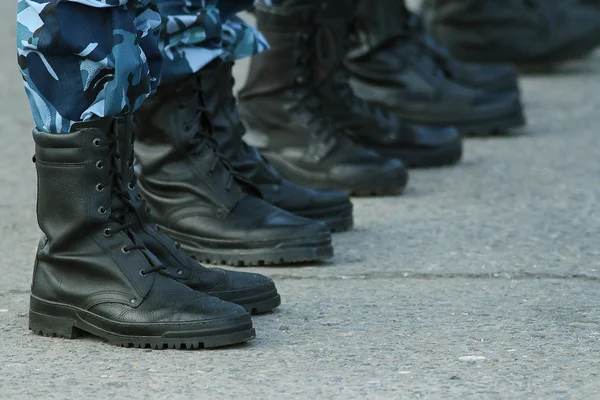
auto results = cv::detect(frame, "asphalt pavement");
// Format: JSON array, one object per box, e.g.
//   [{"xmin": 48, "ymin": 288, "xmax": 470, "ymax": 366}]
[{"xmin": 1, "ymin": 2, "xmax": 600, "ymax": 399}]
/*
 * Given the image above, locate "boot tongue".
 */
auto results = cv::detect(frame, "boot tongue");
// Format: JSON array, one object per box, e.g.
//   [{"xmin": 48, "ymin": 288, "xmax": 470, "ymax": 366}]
[
  {"xmin": 188, "ymin": 108, "xmax": 264, "ymax": 200},
  {"xmin": 198, "ymin": 63, "xmax": 283, "ymax": 187}
]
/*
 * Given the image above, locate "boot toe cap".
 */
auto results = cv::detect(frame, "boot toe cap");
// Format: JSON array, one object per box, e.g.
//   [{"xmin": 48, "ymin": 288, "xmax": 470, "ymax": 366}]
[
  {"xmin": 259, "ymin": 178, "xmax": 351, "ymax": 210},
  {"xmin": 206, "ymin": 269, "xmax": 279, "ymax": 302},
  {"xmin": 330, "ymin": 148, "xmax": 408, "ymax": 188}
]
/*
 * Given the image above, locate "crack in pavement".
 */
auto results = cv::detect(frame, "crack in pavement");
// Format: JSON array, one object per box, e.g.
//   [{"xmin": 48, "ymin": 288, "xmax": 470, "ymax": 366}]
[
  {"xmin": 1, "ymin": 272, "xmax": 598, "ymax": 297},
  {"xmin": 0, "ymin": 289, "xmax": 29, "ymax": 297},
  {"xmin": 266, "ymin": 272, "xmax": 600, "ymax": 281}
]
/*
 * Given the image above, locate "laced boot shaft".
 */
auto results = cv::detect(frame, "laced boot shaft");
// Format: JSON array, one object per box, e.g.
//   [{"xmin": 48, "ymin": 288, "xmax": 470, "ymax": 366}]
[
  {"xmin": 199, "ymin": 61, "xmax": 354, "ymax": 232},
  {"xmin": 134, "ymin": 74, "xmax": 247, "ymax": 223},
  {"xmin": 306, "ymin": 0, "xmax": 421, "ymax": 148},
  {"xmin": 200, "ymin": 62, "xmax": 281, "ymax": 186},
  {"xmin": 239, "ymin": 2, "xmax": 353, "ymax": 154},
  {"xmin": 30, "ymin": 118, "xmax": 254, "ymax": 349},
  {"xmin": 33, "ymin": 118, "xmax": 159, "ymax": 305}
]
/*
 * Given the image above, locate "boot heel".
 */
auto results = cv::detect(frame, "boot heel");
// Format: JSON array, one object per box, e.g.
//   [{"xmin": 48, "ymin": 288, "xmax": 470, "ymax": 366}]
[{"xmin": 29, "ymin": 310, "xmax": 81, "ymax": 339}]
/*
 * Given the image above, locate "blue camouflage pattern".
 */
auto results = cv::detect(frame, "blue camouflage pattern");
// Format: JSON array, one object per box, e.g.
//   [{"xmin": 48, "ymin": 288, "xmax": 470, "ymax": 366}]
[{"xmin": 17, "ymin": 0, "xmax": 267, "ymax": 133}]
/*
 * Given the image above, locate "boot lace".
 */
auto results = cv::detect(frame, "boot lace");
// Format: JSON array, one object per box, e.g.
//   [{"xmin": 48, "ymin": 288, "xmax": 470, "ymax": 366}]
[
  {"xmin": 293, "ymin": 29, "xmax": 347, "ymax": 151},
  {"xmin": 95, "ymin": 127, "xmax": 166, "ymax": 277},
  {"xmin": 225, "ymin": 68, "xmax": 281, "ymax": 181},
  {"xmin": 177, "ymin": 77, "xmax": 250, "ymax": 192}
]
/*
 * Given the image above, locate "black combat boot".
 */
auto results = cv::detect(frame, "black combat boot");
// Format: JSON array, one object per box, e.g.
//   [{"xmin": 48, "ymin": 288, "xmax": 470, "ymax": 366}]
[
  {"xmin": 291, "ymin": 0, "xmax": 463, "ymax": 168},
  {"xmin": 238, "ymin": 2, "xmax": 408, "ymax": 195},
  {"xmin": 30, "ymin": 119, "xmax": 254, "ymax": 349},
  {"xmin": 198, "ymin": 62, "xmax": 354, "ymax": 232},
  {"xmin": 345, "ymin": 0, "xmax": 525, "ymax": 136},
  {"xmin": 134, "ymin": 75, "xmax": 333, "ymax": 266},
  {"xmin": 421, "ymin": 0, "xmax": 600, "ymax": 68},
  {"xmin": 115, "ymin": 117, "xmax": 280, "ymax": 314},
  {"xmin": 347, "ymin": 0, "xmax": 520, "ymax": 93}
]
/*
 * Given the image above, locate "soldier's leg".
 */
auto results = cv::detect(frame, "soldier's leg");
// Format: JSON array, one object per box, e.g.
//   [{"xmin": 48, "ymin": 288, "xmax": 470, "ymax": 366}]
[
  {"xmin": 155, "ymin": 0, "xmax": 264, "ymax": 84},
  {"xmin": 16, "ymin": 0, "xmax": 255, "ymax": 348},
  {"xmin": 17, "ymin": 0, "xmax": 162, "ymax": 133}
]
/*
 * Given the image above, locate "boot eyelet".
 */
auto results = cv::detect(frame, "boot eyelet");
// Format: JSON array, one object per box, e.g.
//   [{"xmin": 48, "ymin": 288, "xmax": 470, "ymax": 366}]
[
  {"xmin": 96, "ymin": 161, "xmax": 104, "ymax": 169},
  {"xmin": 145, "ymin": 207, "xmax": 152, "ymax": 214},
  {"xmin": 177, "ymin": 270, "xmax": 184, "ymax": 276},
  {"xmin": 98, "ymin": 206, "xmax": 107, "ymax": 215},
  {"xmin": 130, "ymin": 298, "xmax": 138, "ymax": 303},
  {"xmin": 95, "ymin": 184, "xmax": 104, "ymax": 192},
  {"xmin": 155, "ymin": 225, "xmax": 161, "ymax": 232},
  {"xmin": 139, "ymin": 270, "xmax": 147, "ymax": 277},
  {"xmin": 128, "ymin": 182, "xmax": 135, "ymax": 191},
  {"xmin": 136, "ymin": 194, "xmax": 143, "ymax": 201},
  {"xmin": 93, "ymin": 138, "xmax": 101, "ymax": 147},
  {"xmin": 121, "ymin": 246, "xmax": 130, "ymax": 254},
  {"xmin": 103, "ymin": 228, "xmax": 112, "ymax": 237}
]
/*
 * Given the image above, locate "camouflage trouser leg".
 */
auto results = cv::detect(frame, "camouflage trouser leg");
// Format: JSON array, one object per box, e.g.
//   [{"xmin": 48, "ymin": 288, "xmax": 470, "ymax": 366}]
[
  {"xmin": 17, "ymin": 0, "xmax": 267, "ymax": 133},
  {"xmin": 156, "ymin": 0, "xmax": 267, "ymax": 85}
]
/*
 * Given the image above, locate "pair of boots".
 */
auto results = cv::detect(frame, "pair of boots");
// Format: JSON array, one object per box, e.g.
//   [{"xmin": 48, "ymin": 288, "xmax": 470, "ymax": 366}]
[{"xmin": 238, "ymin": 0, "xmax": 526, "ymax": 185}]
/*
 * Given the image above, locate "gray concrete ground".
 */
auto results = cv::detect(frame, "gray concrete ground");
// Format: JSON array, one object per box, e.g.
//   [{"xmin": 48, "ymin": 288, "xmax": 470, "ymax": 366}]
[{"xmin": 2, "ymin": 2, "xmax": 600, "ymax": 399}]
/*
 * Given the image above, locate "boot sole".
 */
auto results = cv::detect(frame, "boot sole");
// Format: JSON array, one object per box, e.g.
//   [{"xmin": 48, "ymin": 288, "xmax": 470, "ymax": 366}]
[
  {"xmin": 29, "ymin": 296, "xmax": 255, "ymax": 349},
  {"xmin": 396, "ymin": 109, "xmax": 526, "ymax": 137},
  {"xmin": 161, "ymin": 228, "xmax": 334, "ymax": 266},
  {"xmin": 263, "ymin": 154, "xmax": 408, "ymax": 197},
  {"xmin": 367, "ymin": 138, "xmax": 463, "ymax": 169},
  {"xmin": 459, "ymin": 110, "xmax": 526, "ymax": 137},
  {"xmin": 240, "ymin": 294, "xmax": 282, "ymax": 315}
]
